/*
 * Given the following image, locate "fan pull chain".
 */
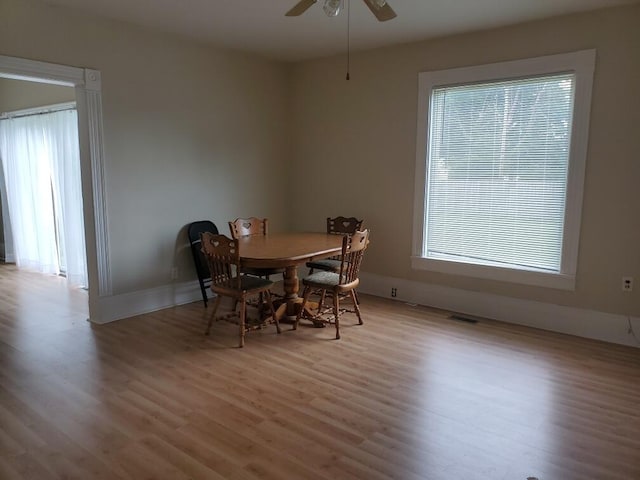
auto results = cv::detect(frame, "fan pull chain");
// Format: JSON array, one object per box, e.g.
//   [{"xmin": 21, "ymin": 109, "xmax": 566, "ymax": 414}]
[{"xmin": 346, "ymin": 0, "xmax": 350, "ymax": 80}]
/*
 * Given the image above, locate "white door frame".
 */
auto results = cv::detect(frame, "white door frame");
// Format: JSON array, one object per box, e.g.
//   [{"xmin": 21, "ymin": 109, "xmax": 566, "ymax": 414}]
[{"xmin": 0, "ymin": 54, "xmax": 111, "ymax": 318}]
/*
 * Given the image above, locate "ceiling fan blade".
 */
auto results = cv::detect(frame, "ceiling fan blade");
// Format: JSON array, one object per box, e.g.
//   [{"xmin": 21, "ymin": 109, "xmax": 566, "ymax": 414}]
[
  {"xmin": 362, "ymin": 0, "xmax": 397, "ymax": 21},
  {"xmin": 286, "ymin": 0, "xmax": 318, "ymax": 16}
]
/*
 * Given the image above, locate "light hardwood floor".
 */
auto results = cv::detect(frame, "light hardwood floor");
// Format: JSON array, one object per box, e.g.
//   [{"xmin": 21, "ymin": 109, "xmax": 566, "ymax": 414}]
[{"xmin": 1, "ymin": 263, "xmax": 639, "ymax": 480}]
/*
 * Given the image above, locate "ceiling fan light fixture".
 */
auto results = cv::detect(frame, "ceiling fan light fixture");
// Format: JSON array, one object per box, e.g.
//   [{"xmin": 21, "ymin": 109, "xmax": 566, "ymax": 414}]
[{"xmin": 323, "ymin": 0, "xmax": 342, "ymax": 17}]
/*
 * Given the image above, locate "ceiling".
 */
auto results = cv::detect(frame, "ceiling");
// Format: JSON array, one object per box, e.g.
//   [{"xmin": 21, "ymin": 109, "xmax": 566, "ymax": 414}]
[{"xmin": 41, "ymin": 0, "xmax": 638, "ymax": 62}]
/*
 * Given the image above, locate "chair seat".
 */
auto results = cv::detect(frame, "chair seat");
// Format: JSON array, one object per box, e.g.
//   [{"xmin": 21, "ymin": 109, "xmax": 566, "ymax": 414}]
[
  {"xmin": 302, "ymin": 271, "xmax": 360, "ymax": 292},
  {"xmin": 306, "ymin": 258, "xmax": 341, "ymax": 272},
  {"xmin": 239, "ymin": 275, "xmax": 274, "ymax": 291},
  {"xmin": 213, "ymin": 274, "xmax": 274, "ymax": 295},
  {"xmin": 302, "ymin": 271, "xmax": 340, "ymax": 288}
]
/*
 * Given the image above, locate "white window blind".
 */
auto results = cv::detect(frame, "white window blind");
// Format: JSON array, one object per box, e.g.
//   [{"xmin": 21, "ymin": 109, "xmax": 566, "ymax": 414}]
[{"xmin": 424, "ymin": 74, "xmax": 575, "ymax": 273}]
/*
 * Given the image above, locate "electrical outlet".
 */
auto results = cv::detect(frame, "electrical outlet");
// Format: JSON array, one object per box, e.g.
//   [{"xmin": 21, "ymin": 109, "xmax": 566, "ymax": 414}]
[
  {"xmin": 391, "ymin": 287, "xmax": 397, "ymax": 298},
  {"xmin": 171, "ymin": 267, "xmax": 179, "ymax": 280},
  {"xmin": 622, "ymin": 277, "xmax": 633, "ymax": 292}
]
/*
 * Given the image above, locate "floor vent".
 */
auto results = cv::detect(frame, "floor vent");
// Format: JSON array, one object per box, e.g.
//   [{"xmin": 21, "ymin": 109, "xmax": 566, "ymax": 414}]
[{"xmin": 448, "ymin": 314, "xmax": 479, "ymax": 324}]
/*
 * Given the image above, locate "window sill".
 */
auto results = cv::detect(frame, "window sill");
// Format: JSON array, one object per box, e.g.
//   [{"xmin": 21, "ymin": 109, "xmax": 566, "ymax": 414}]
[{"xmin": 411, "ymin": 256, "xmax": 576, "ymax": 291}]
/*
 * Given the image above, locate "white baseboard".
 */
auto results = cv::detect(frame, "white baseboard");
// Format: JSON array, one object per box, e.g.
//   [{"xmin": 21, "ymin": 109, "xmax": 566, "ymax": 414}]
[
  {"xmin": 358, "ymin": 272, "xmax": 640, "ymax": 348},
  {"xmin": 89, "ymin": 272, "xmax": 640, "ymax": 348},
  {"xmin": 91, "ymin": 280, "xmax": 207, "ymax": 324}
]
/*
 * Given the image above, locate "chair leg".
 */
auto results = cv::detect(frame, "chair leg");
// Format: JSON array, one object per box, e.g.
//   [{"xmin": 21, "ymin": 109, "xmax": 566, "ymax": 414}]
[
  {"xmin": 318, "ymin": 289, "xmax": 326, "ymax": 314},
  {"xmin": 353, "ymin": 289, "xmax": 360, "ymax": 305},
  {"xmin": 333, "ymin": 290, "xmax": 340, "ymax": 340},
  {"xmin": 199, "ymin": 279, "xmax": 208, "ymax": 307},
  {"xmin": 351, "ymin": 290, "xmax": 363, "ymax": 325},
  {"xmin": 265, "ymin": 290, "xmax": 280, "ymax": 334},
  {"xmin": 239, "ymin": 297, "xmax": 246, "ymax": 348},
  {"xmin": 205, "ymin": 294, "xmax": 222, "ymax": 335}
]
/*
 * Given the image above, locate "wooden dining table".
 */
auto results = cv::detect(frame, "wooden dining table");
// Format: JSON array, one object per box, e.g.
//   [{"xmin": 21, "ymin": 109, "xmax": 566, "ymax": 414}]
[{"xmin": 237, "ymin": 232, "xmax": 343, "ymax": 322}]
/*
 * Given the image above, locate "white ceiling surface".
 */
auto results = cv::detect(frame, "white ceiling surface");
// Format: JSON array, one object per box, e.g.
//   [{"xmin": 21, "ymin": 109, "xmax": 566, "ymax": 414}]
[{"xmin": 42, "ymin": 0, "xmax": 638, "ymax": 61}]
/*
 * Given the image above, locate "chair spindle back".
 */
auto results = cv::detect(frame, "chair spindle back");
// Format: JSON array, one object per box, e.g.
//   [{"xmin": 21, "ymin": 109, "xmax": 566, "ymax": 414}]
[
  {"xmin": 327, "ymin": 216, "xmax": 363, "ymax": 235},
  {"xmin": 339, "ymin": 229, "xmax": 370, "ymax": 285},
  {"xmin": 200, "ymin": 232, "xmax": 241, "ymax": 289},
  {"xmin": 229, "ymin": 217, "xmax": 268, "ymax": 239}
]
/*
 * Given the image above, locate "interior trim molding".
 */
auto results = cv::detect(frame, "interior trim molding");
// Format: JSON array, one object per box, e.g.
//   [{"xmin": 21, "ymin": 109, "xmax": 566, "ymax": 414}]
[
  {"xmin": 93, "ymin": 281, "xmax": 206, "ymax": 324},
  {"xmin": 0, "ymin": 55, "xmax": 112, "ymax": 305},
  {"xmin": 83, "ymin": 73, "xmax": 112, "ymax": 296},
  {"xmin": 0, "ymin": 55, "xmax": 83, "ymax": 85},
  {"xmin": 358, "ymin": 272, "xmax": 640, "ymax": 348}
]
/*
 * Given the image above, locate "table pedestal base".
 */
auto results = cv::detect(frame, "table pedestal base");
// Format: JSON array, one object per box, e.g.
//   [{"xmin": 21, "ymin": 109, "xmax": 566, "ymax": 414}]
[{"xmin": 271, "ymin": 298, "xmax": 325, "ymax": 327}]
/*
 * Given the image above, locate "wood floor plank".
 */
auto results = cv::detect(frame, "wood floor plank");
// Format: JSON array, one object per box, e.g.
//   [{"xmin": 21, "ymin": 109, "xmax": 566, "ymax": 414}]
[{"xmin": 1, "ymin": 263, "xmax": 640, "ymax": 479}]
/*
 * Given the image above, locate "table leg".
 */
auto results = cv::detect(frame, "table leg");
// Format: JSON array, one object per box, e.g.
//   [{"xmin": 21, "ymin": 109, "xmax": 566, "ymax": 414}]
[
  {"xmin": 269, "ymin": 265, "xmax": 300, "ymax": 323},
  {"xmin": 283, "ymin": 265, "xmax": 299, "ymax": 301},
  {"xmin": 282, "ymin": 265, "xmax": 301, "ymax": 321},
  {"xmin": 272, "ymin": 265, "xmax": 323, "ymax": 326}
]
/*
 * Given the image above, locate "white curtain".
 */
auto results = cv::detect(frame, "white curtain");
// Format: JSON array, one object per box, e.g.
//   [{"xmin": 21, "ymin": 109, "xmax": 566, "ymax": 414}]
[{"xmin": 0, "ymin": 109, "xmax": 87, "ymax": 287}]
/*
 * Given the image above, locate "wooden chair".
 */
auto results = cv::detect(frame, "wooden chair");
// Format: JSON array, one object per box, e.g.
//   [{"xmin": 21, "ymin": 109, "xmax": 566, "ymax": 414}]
[
  {"xmin": 307, "ymin": 216, "xmax": 364, "ymax": 305},
  {"xmin": 228, "ymin": 217, "xmax": 285, "ymax": 280},
  {"xmin": 200, "ymin": 232, "xmax": 280, "ymax": 348},
  {"xmin": 187, "ymin": 220, "xmax": 219, "ymax": 307},
  {"xmin": 306, "ymin": 216, "xmax": 364, "ymax": 274},
  {"xmin": 294, "ymin": 229, "xmax": 370, "ymax": 339}
]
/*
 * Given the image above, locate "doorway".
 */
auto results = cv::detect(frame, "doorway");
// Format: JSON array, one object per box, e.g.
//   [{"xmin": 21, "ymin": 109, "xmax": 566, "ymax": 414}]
[
  {"xmin": 0, "ymin": 78, "xmax": 86, "ymax": 286},
  {"xmin": 0, "ymin": 78, "xmax": 89, "ymax": 319},
  {"xmin": 0, "ymin": 54, "xmax": 110, "ymax": 322}
]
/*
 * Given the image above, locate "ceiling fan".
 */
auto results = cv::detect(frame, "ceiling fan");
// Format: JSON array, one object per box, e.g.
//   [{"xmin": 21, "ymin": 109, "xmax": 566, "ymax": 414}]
[{"xmin": 286, "ymin": 0, "xmax": 397, "ymax": 22}]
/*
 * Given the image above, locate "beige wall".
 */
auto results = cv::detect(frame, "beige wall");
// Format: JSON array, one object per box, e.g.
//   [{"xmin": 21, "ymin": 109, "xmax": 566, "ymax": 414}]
[
  {"xmin": 289, "ymin": 5, "xmax": 640, "ymax": 317},
  {"xmin": 0, "ymin": 78, "xmax": 75, "ymax": 112},
  {"xmin": 1, "ymin": 0, "xmax": 291, "ymax": 294}
]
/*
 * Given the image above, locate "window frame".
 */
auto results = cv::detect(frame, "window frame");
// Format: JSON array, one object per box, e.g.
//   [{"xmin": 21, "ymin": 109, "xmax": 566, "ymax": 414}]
[{"xmin": 412, "ymin": 50, "xmax": 596, "ymax": 290}]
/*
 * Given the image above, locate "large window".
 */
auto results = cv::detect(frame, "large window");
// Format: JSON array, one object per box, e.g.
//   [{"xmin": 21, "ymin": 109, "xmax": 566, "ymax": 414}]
[{"xmin": 413, "ymin": 51, "xmax": 595, "ymax": 290}]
